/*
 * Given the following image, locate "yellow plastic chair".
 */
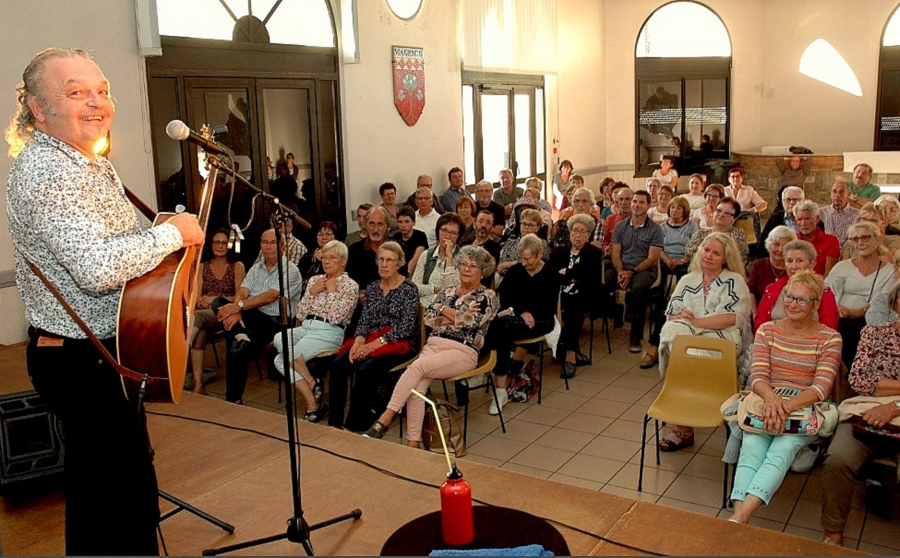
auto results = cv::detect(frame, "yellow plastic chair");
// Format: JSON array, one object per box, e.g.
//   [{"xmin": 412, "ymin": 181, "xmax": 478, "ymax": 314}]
[
  {"xmin": 443, "ymin": 350, "xmax": 503, "ymax": 441},
  {"xmin": 637, "ymin": 334, "xmax": 738, "ymax": 508},
  {"xmin": 734, "ymin": 213, "xmax": 758, "ymax": 247}
]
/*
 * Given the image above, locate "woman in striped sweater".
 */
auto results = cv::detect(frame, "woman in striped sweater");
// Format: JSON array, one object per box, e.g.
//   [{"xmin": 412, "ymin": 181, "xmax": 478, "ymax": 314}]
[{"xmin": 729, "ymin": 271, "xmax": 842, "ymax": 523}]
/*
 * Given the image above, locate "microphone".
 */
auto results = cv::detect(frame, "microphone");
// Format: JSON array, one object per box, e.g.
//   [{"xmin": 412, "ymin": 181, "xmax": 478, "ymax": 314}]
[{"xmin": 166, "ymin": 120, "xmax": 229, "ymax": 156}]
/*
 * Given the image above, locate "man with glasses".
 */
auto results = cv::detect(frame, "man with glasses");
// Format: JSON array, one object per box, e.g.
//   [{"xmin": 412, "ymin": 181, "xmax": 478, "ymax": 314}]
[
  {"xmin": 819, "ymin": 181, "xmax": 858, "ymax": 246},
  {"xmin": 758, "ymin": 186, "xmax": 807, "ymax": 258},
  {"xmin": 413, "ymin": 186, "xmax": 441, "ymax": 248},
  {"xmin": 794, "ymin": 201, "xmax": 839, "ymax": 276},
  {"xmin": 404, "ymin": 173, "xmax": 445, "ymax": 214},
  {"xmin": 348, "ymin": 206, "xmax": 390, "ymax": 291},
  {"xmin": 474, "ymin": 179, "xmax": 506, "ymax": 236},
  {"xmin": 255, "ymin": 214, "xmax": 306, "ymax": 266},
  {"xmin": 214, "ymin": 228, "xmax": 303, "ymax": 403},
  {"xmin": 607, "ymin": 191, "xmax": 664, "ymax": 355}
]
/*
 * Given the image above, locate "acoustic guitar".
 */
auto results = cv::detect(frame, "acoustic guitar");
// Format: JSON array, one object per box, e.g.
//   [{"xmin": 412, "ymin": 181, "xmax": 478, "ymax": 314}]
[{"xmin": 116, "ymin": 164, "xmax": 218, "ymax": 404}]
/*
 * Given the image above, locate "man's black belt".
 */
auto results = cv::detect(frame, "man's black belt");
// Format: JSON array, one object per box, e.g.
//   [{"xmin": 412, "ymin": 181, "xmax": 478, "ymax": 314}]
[{"xmin": 306, "ymin": 314, "xmax": 345, "ymax": 330}]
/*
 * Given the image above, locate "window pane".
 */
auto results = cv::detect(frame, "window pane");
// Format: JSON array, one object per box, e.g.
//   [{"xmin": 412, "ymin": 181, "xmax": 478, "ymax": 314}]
[
  {"xmin": 637, "ymin": 80, "xmax": 681, "ymax": 173},
  {"xmin": 149, "ymin": 77, "xmax": 186, "ymax": 213},
  {"xmin": 683, "ymin": 78, "xmax": 727, "ymax": 157},
  {"xmin": 878, "ymin": 68, "xmax": 900, "ymax": 149},
  {"xmin": 637, "ymin": 2, "xmax": 730, "ymax": 57},
  {"xmin": 462, "ymin": 85, "xmax": 476, "ymax": 184},
  {"xmin": 481, "ymin": 94, "xmax": 510, "ymax": 182},
  {"xmin": 535, "ymin": 87, "xmax": 545, "ymax": 176},
  {"xmin": 514, "ymin": 92, "xmax": 532, "ymax": 178},
  {"xmin": 261, "ymin": 87, "xmax": 313, "ymax": 214}
]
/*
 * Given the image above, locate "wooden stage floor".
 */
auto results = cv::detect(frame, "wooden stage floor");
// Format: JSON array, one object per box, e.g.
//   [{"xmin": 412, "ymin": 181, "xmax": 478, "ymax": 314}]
[{"xmin": 0, "ymin": 391, "xmax": 864, "ymax": 556}]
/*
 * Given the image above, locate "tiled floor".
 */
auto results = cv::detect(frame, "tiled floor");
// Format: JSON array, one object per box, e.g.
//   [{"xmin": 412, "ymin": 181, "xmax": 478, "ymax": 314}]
[{"xmin": 71, "ymin": 324, "xmax": 900, "ymax": 554}]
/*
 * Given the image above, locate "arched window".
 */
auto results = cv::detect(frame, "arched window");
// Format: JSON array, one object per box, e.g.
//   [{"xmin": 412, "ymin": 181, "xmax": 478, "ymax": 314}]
[
  {"xmin": 876, "ymin": 4, "xmax": 900, "ymax": 150},
  {"xmin": 635, "ymin": 1, "xmax": 732, "ymax": 180}
]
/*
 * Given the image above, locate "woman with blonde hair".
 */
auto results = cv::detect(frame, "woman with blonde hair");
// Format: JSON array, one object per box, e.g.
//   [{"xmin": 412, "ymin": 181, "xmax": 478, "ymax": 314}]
[{"xmin": 841, "ymin": 203, "xmax": 900, "ymax": 260}]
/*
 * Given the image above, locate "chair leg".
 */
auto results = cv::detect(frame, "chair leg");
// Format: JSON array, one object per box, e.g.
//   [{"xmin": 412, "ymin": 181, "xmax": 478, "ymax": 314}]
[
  {"xmin": 654, "ymin": 419, "xmax": 661, "ymax": 465},
  {"xmin": 589, "ymin": 319, "xmax": 594, "ymax": 363},
  {"xmin": 463, "ymin": 403, "xmax": 469, "ymax": 444},
  {"xmin": 723, "ymin": 427, "xmax": 732, "ymax": 509},
  {"xmin": 638, "ymin": 413, "xmax": 650, "ymax": 491},
  {"xmin": 212, "ymin": 341, "xmax": 221, "ymax": 368},
  {"xmin": 488, "ymin": 382, "xmax": 507, "ymax": 434},
  {"xmin": 537, "ymin": 344, "xmax": 545, "ymax": 404},
  {"xmin": 602, "ymin": 316, "xmax": 612, "ymax": 354}
]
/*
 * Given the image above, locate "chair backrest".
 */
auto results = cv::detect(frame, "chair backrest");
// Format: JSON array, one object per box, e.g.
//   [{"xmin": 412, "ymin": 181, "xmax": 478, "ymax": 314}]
[
  {"xmin": 652, "ymin": 334, "xmax": 738, "ymax": 428},
  {"xmin": 734, "ymin": 213, "xmax": 757, "ymax": 246}
]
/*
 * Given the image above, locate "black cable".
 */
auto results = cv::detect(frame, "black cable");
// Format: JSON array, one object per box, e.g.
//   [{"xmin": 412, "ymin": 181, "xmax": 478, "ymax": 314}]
[{"xmin": 147, "ymin": 409, "xmax": 664, "ymax": 556}]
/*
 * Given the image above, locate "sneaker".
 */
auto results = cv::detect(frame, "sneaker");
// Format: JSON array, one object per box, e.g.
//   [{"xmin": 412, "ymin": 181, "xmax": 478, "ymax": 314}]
[
  {"xmin": 790, "ymin": 444, "xmax": 822, "ymax": 473},
  {"xmin": 362, "ymin": 421, "xmax": 387, "ymax": 439},
  {"xmin": 561, "ymin": 362, "xmax": 576, "ymax": 379},
  {"xmin": 488, "ymin": 389, "xmax": 509, "ymax": 416},
  {"xmin": 629, "ymin": 341, "xmax": 642, "ymax": 354}
]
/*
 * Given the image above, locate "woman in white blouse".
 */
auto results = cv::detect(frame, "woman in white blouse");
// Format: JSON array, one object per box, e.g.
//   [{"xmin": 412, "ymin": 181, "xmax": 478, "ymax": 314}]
[{"xmin": 412, "ymin": 213, "xmax": 465, "ymax": 307}]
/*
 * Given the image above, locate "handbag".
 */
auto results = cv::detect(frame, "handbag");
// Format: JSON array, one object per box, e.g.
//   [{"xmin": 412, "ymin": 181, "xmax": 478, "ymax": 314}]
[
  {"xmin": 337, "ymin": 325, "xmax": 411, "ymax": 358},
  {"xmin": 721, "ymin": 387, "xmax": 838, "ymax": 437},
  {"xmin": 838, "ymin": 395, "xmax": 900, "ymax": 452},
  {"xmin": 422, "ymin": 397, "xmax": 466, "ymax": 458}
]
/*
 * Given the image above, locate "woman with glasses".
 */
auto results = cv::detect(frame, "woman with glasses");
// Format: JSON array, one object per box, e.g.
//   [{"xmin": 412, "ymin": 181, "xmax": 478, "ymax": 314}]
[
  {"xmin": 654, "ymin": 233, "xmax": 752, "ymax": 451},
  {"xmin": 189, "ymin": 229, "xmax": 246, "ymax": 394},
  {"xmin": 747, "ymin": 226, "xmax": 796, "ymax": 306},
  {"xmin": 551, "ymin": 187, "xmax": 598, "ymax": 252},
  {"xmin": 692, "ymin": 183, "xmax": 726, "ymax": 230},
  {"xmin": 411, "ymin": 213, "xmax": 466, "ymax": 307},
  {"xmin": 298, "ymin": 221, "xmax": 338, "ymax": 294},
  {"xmin": 826, "ymin": 221, "xmax": 895, "ymax": 368},
  {"xmin": 364, "ymin": 246, "xmax": 497, "ymax": 445},
  {"xmin": 497, "ymin": 208, "xmax": 550, "ymax": 276},
  {"xmin": 729, "ymin": 271, "xmax": 841, "ymax": 524},
  {"xmin": 725, "ymin": 167, "xmax": 768, "ymax": 216},
  {"xmin": 684, "ymin": 196, "xmax": 750, "ymax": 268},
  {"xmin": 840, "ymin": 203, "xmax": 900, "ymax": 260},
  {"xmin": 327, "ymin": 242, "xmax": 419, "ymax": 432},
  {"xmin": 272, "ymin": 240, "xmax": 358, "ymax": 422},
  {"xmin": 549, "ymin": 214, "xmax": 603, "ymax": 379}
]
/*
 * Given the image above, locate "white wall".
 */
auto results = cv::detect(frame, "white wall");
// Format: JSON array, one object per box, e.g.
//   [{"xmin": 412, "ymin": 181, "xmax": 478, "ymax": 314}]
[
  {"xmin": 0, "ymin": 0, "xmax": 155, "ymax": 344},
  {"xmin": 340, "ymin": 0, "xmax": 464, "ymax": 226}
]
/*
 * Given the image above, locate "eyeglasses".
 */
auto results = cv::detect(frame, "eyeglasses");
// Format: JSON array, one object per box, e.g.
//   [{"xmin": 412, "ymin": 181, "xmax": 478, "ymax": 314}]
[
  {"xmin": 317, "ymin": 231, "xmax": 335, "ymax": 237},
  {"xmin": 570, "ymin": 228, "xmax": 591, "ymax": 236},
  {"xmin": 458, "ymin": 262, "xmax": 480, "ymax": 271},
  {"xmin": 377, "ymin": 257, "xmax": 398, "ymax": 264},
  {"xmin": 714, "ymin": 208, "xmax": 736, "ymax": 217},
  {"xmin": 521, "ymin": 222, "xmax": 539, "ymax": 229},
  {"xmin": 320, "ymin": 255, "xmax": 341, "ymax": 262},
  {"xmin": 847, "ymin": 234, "xmax": 874, "ymax": 243},
  {"xmin": 706, "ymin": 194, "xmax": 721, "ymax": 199},
  {"xmin": 439, "ymin": 227, "xmax": 459, "ymax": 236},
  {"xmin": 782, "ymin": 292, "xmax": 817, "ymax": 307},
  {"xmin": 784, "ymin": 198, "xmax": 803, "ymax": 204},
  {"xmin": 211, "ymin": 240, "xmax": 228, "ymax": 246},
  {"xmin": 260, "ymin": 240, "xmax": 278, "ymax": 246}
]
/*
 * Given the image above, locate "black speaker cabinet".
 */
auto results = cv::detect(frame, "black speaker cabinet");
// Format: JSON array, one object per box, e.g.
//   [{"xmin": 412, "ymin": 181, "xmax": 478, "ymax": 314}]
[{"xmin": 0, "ymin": 390, "xmax": 64, "ymax": 491}]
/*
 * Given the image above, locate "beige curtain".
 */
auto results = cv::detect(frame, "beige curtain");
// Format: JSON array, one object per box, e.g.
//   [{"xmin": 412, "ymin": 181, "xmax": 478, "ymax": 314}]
[{"xmin": 462, "ymin": 0, "xmax": 557, "ymax": 75}]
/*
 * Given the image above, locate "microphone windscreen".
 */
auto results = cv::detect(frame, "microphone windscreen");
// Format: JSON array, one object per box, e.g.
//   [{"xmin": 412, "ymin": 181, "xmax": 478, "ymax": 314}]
[{"xmin": 165, "ymin": 120, "xmax": 190, "ymax": 141}]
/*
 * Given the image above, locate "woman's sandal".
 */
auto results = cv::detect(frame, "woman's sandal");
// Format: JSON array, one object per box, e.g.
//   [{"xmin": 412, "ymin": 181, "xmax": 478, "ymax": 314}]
[{"xmin": 659, "ymin": 430, "xmax": 694, "ymax": 452}]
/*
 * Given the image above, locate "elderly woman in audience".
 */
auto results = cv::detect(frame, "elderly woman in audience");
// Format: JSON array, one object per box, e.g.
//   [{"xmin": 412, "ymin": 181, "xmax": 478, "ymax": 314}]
[
  {"xmin": 551, "ymin": 187, "xmax": 597, "ymax": 252},
  {"xmin": 487, "ymin": 234, "xmax": 561, "ymax": 415},
  {"xmin": 190, "ymin": 229, "xmax": 246, "ymax": 394},
  {"xmin": 298, "ymin": 221, "xmax": 338, "ymax": 293},
  {"xmin": 364, "ymin": 246, "xmax": 497, "ymax": 445},
  {"xmin": 729, "ymin": 271, "xmax": 841, "ymax": 524},
  {"xmin": 549, "ymin": 214, "xmax": 603, "ymax": 380},
  {"xmin": 327, "ymin": 242, "xmax": 420, "ymax": 432},
  {"xmin": 685, "ymin": 196, "xmax": 750, "ymax": 267},
  {"xmin": 272, "ymin": 240, "xmax": 357, "ymax": 422},
  {"xmin": 659, "ymin": 195, "xmax": 697, "ymax": 283},
  {"xmin": 654, "ymin": 233, "xmax": 752, "ymax": 450},
  {"xmin": 692, "ymin": 183, "xmax": 726, "ymax": 230},
  {"xmin": 523, "ymin": 178, "xmax": 553, "ymax": 223},
  {"xmin": 821, "ymin": 278, "xmax": 900, "ymax": 546},
  {"xmin": 497, "ymin": 208, "xmax": 550, "ymax": 276},
  {"xmin": 683, "ymin": 173, "xmax": 707, "ymax": 211},
  {"xmin": 874, "ymin": 194, "xmax": 900, "ymax": 235},
  {"xmin": 755, "ymin": 239, "xmax": 839, "ymax": 333},
  {"xmin": 411, "ymin": 212, "xmax": 466, "ymax": 307},
  {"xmin": 747, "ymin": 226, "xmax": 796, "ymax": 305},
  {"xmin": 841, "ymin": 203, "xmax": 900, "ymax": 260},
  {"xmin": 648, "ymin": 185, "xmax": 674, "ymax": 225},
  {"xmin": 826, "ymin": 221, "xmax": 895, "ymax": 368}
]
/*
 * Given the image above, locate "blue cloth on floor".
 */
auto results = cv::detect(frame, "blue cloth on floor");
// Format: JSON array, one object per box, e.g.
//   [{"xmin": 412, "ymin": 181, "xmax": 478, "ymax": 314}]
[{"xmin": 429, "ymin": 544, "xmax": 554, "ymax": 556}]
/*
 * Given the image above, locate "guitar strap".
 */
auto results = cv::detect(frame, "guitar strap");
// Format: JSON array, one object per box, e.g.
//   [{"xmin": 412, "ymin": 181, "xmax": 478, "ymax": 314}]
[{"xmin": 25, "ymin": 259, "xmax": 154, "ymax": 386}]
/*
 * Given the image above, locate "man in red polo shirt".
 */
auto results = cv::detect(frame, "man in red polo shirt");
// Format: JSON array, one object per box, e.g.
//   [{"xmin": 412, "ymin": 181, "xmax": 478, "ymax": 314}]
[{"xmin": 794, "ymin": 200, "xmax": 839, "ymax": 276}]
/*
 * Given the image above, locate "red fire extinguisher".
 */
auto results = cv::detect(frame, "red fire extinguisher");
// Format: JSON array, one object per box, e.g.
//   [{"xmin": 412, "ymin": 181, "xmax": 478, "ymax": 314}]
[{"xmin": 440, "ymin": 465, "xmax": 474, "ymax": 546}]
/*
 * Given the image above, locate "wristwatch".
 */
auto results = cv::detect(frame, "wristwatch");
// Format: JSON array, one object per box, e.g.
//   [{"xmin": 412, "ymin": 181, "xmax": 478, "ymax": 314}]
[
  {"xmin": 379, "ymin": 336, "xmax": 387, "ymax": 345},
  {"xmin": 851, "ymin": 194, "xmax": 859, "ymax": 203},
  {"xmin": 237, "ymin": 300, "xmax": 245, "ymax": 309}
]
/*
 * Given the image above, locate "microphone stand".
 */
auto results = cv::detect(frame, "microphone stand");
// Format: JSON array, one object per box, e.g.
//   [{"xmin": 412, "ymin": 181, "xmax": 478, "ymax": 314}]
[{"xmin": 201, "ymin": 157, "xmax": 361, "ymax": 556}]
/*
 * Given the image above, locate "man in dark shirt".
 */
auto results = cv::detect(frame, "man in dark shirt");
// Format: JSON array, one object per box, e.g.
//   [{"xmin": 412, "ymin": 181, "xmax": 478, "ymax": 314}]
[
  {"xmin": 474, "ymin": 179, "xmax": 506, "ymax": 237},
  {"xmin": 391, "ymin": 205, "xmax": 429, "ymax": 276},
  {"xmin": 462, "ymin": 210, "xmax": 502, "ymax": 265},
  {"xmin": 347, "ymin": 206, "xmax": 389, "ymax": 292}
]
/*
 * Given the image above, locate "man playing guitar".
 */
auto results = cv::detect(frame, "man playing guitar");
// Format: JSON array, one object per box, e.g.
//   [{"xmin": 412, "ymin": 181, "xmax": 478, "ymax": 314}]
[{"xmin": 6, "ymin": 48, "xmax": 203, "ymax": 555}]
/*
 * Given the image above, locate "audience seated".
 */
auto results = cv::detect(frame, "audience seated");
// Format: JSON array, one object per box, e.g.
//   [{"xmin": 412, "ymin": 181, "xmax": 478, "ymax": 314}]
[
  {"xmin": 486, "ymin": 234, "xmax": 560, "ymax": 415},
  {"xmin": 597, "ymin": 177, "xmax": 617, "ymax": 219},
  {"xmin": 347, "ymin": 206, "xmax": 390, "ymax": 292},
  {"xmin": 404, "ymin": 174, "xmax": 445, "ymax": 214},
  {"xmin": 363, "ymin": 246, "xmax": 498, "ymax": 445},
  {"xmin": 391, "ymin": 206, "xmax": 428, "ymax": 277},
  {"xmin": 379, "ymin": 182, "xmax": 399, "ymax": 227},
  {"xmin": 497, "ymin": 208, "xmax": 549, "ymax": 276},
  {"xmin": 819, "ymin": 180, "xmax": 858, "ymax": 247},
  {"xmin": 729, "ymin": 271, "xmax": 841, "ymax": 524},
  {"xmin": 682, "ymin": 173, "xmax": 707, "ymax": 211},
  {"xmin": 725, "ymin": 167, "xmax": 767, "ymax": 215},
  {"xmin": 551, "ymin": 187, "xmax": 598, "ymax": 251},
  {"xmin": 411, "ymin": 213, "xmax": 465, "ymax": 308},
  {"xmin": 826, "ymin": 221, "xmax": 895, "ymax": 368},
  {"xmin": 841, "ymin": 203, "xmax": 900, "ymax": 260},
  {"xmin": 212, "ymin": 228, "xmax": 303, "ymax": 404},
  {"xmin": 455, "ymin": 195, "xmax": 477, "ymax": 238},
  {"xmin": 875, "ymin": 194, "xmax": 900, "ymax": 236},
  {"xmin": 299, "ymin": 221, "xmax": 337, "ymax": 293},
  {"xmin": 691, "ymin": 183, "xmax": 725, "ymax": 231},
  {"xmin": 653, "ymin": 233, "xmax": 752, "ymax": 451},
  {"xmin": 272, "ymin": 240, "xmax": 358, "ymax": 422},
  {"xmin": 647, "ymin": 184, "xmax": 673, "ymax": 225},
  {"xmin": 651, "ymin": 154, "xmax": 679, "ymax": 192},
  {"xmin": 461, "ymin": 210, "xmax": 501, "ymax": 270},
  {"xmin": 440, "ymin": 167, "xmax": 468, "ymax": 214},
  {"xmin": 551, "ymin": 214, "xmax": 604, "ymax": 379},
  {"xmin": 493, "ymin": 168, "xmax": 524, "ymax": 217},
  {"xmin": 327, "ymin": 242, "xmax": 420, "ymax": 432},
  {"xmin": 821, "ymin": 279, "xmax": 900, "ymax": 546},
  {"xmin": 518, "ymin": 182, "xmax": 552, "ymax": 227},
  {"xmin": 345, "ymin": 204, "xmax": 371, "ymax": 247},
  {"xmin": 254, "ymin": 215, "xmax": 306, "ymax": 267},
  {"xmin": 594, "ymin": 184, "xmax": 632, "ymax": 254},
  {"xmin": 757, "ymin": 186, "xmax": 805, "ymax": 258},
  {"xmin": 685, "ymin": 196, "xmax": 750, "ymax": 268},
  {"xmin": 657, "ymin": 195, "xmax": 697, "ymax": 293},
  {"xmin": 191, "ymin": 229, "xmax": 246, "ymax": 394},
  {"xmin": 747, "ymin": 226, "xmax": 796, "ymax": 305},
  {"xmin": 413, "ymin": 186, "xmax": 441, "ymax": 248},
  {"xmin": 794, "ymin": 200, "xmax": 839, "ymax": 277},
  {"xmin": 474, "ymin": 179, "xmax": 506, "ymax": 237}
]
